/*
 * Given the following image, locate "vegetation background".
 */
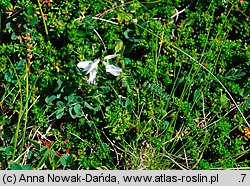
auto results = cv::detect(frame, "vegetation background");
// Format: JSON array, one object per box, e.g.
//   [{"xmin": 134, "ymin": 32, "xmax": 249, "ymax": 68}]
[{"xmin": 0, "ymin": 0, "xmax": 250, "ymax": 170}]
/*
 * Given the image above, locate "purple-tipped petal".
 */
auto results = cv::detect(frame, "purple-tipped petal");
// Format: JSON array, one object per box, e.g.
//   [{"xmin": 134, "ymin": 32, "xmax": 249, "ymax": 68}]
[
  {"xmin": 105, "ymin": 64, "xmax": 122, "ymax": 76},
  {"xmin": 77, "ymin": 61, "xmax": 93, "ymax": 72}
]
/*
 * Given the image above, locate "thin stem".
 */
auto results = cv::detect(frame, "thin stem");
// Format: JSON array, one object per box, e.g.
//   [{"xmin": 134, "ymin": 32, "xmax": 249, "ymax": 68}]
[
  {"xmin": 8, "ymin": 57, "xmax": 23, "ymax": 161},
  {"xmin": 37, "ymin": 0, "xmax": 48, "ymax": 38},
  {"xmin": 19, "ymin": 62, "xmax": 29, "ymax": 155},
  {"xmin": 0, "ymin": 11, "xmax": 2, "ymax": 44},
  {"xmin": 93, "ymin": 28, "xmax": 107, "ymax": 51},
  {"xmin": 135, "ymin": 13, "xmax": 249, "ymax": 127},
  {"xmin": 92, "ymin": 16, "xmax": 118, "ymax": 25},
  {"xmin": 170, "ymin": 44, "xmax": 250, "ymax": 128}
]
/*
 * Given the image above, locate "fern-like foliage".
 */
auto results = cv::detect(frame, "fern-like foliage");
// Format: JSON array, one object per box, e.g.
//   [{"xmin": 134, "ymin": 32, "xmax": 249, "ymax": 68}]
[{"xmin": 143, "ymin": 81, "xmax": 169, "ymax": 101}]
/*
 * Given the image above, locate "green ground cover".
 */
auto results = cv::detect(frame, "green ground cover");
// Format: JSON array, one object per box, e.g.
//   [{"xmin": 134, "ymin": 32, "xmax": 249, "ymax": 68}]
[{"xmin": 0, "ymin": 0, "xmax": 250, "ymax": 169}]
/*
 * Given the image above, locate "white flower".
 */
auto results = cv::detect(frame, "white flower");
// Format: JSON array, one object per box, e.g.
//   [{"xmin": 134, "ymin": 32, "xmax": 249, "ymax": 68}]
[
  {"xmin": 104, "ymin": 54, "xmax": 121, "ymax": 60},
  {"xmin": 77, "ymin": 54, "xmax": 122, "ymax": 84},
  {"xmin": 103, "ymin": 54, "xmax": 122, "ymax": 76},
  {"xmin": 104, "ymin": 62, "xmax": 122, "ymax": 76},
  {"xmin": 77, "ymin": 60, "xmax": 92, "ymax": 72},
  {"xmin": 77, "ymin": 59, "xmax": 100, "ymax": 84},
  {"xmin": 87, "ymin": 70, "xmax": 97, "ymax": 84}
]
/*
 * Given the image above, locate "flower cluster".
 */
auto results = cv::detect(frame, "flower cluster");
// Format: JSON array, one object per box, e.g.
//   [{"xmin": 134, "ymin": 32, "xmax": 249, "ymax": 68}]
[{"xmin": 77, "ymin": 54, "xmax": 122, "ymax": 85}]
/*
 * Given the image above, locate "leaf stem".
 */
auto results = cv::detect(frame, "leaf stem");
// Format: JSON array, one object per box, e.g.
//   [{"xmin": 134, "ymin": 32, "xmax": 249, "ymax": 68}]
[{"xmin": 37, "ymin": 0, "xmax": 48, "ymax": 38}]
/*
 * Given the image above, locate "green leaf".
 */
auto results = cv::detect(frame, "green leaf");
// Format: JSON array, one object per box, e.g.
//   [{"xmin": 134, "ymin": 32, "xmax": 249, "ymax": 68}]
[
  {"xmin": 56, "ymin": 101, "xmax": 65, "ymax": 107},
  {"xmin": 220, "ymin": 93, "xmax": 228, "ymax": 106},
  {"xmin": 0, "ymin": 147, "xmax": 5, "ymax": 153},
  {"xmin": 99, "ymin": 86, "xmax": 110, "ymax": 94},
  {"xmin": 87, "ymin": 121, "xmax": 93, "ymax": 127},
  {"xmin": 124, "ymin": 29, "xmax": 135, "ymax": 39},
  {"xmin": 84, "ymin": 101, "xmax": 100, "ymax": 111},
  {"xmin": 27, "ymin": 7, "xmax": 36, "ymax": 15},
  {"xmin": 22, "ymin": 165, "xmax": 32, "ymax": 170},
  {"xmin": 4, "ymin": 70, "xmax": 13, "ymax": 82},
  {"xmin": 6, "ymin": 146, "xmax": 14, "ymax": 154},
  {"xmin": 182, "ymin": 18, "xmax": 194, "ymax": 28},
  {"xmin": 29, "ymin": 16, "xmax": 38, "ymax": 26},
  {"xmin": 115, "ymin": 39, "xmax": 123, "ymax": 53},
  {"xmin": 125, "ymin": 98, "xmax": 131, "ymax": 108},
  {"xmin": 117, "ymin": 12, "xmax": 133, "ymax": 24},
  {"xmin": 56, "ymin": 107, "xmax": 64, "ymax": 119},
  {"xmin": 123, "ymin": 58, "xmax": 131, "ymax": 65},
  {"xmin": 6, "ymin": 22, "xmax": 12, "ymax": 30},
  {"xmin": 60, "ymin": 154, "xmax": 73, "ymax": 168},
  {"xmin": 54, "ymin": 79, "xmax": 63, "ymax": 92},
  {"xmin": 69, "ymin": 106, "xmax": 77, "ymax": 119},
  {"xmin": 163, "ymin": 121, "xmax": 169, "ymax": 126},
  {"xmin": 193, "ymin": 89, "xmax": 200, "ymax": 101},
  {"xmin": 45, "ymin": 95, "xmax": 57, "ymax": 103},
  {"xmin": 139, "ymin": 22, "xmax": 147, "ymax": 27},
  {"xmin": 11, "ymin": 32, "xmax": 18, "ymax": 40},
  {"xmin": 2, "ymin": 1, "xmax": 13, "ymax": 11},
  {"xmin": 247, "ymin": 96, "xmax": 250, "ymax": 104},
  {"xmin": 28, "ymin": 139, "xmax": 41, "ymax": 149},
  {"xmin": 15, "ymin": 59, "xmax": 26, "ymax": 70},
  {"xmin": 133, "ymin": 38, "xmax": 143, "ymax": 42},
  {"xmin": 2, "ymin": 146, "xmax": 14, "ymax": 156},
  {"xmin": 225, "ymin": 69, "xmax": 246, "ymax": 81},
  {"xmin": 66, "ymin": 94, "xmax": 76, "ymax": 106},
  {"xmin": 74, "ymin": 103, "xmax": 82, "ymax": 116},
  {"xmin": 9, "ymin": 162, "xmax": 22, "ymax": 170},
  {"xmin": 51, "ymin": 154, "xmax": 60, "ymax": 168},
  {"xmin": 124, "ymin": 29, "xmax": 142, "ymax": 42},
  {"xmin": 40, "ymin": 146, "xmax": 49, "ymax": 156}
]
